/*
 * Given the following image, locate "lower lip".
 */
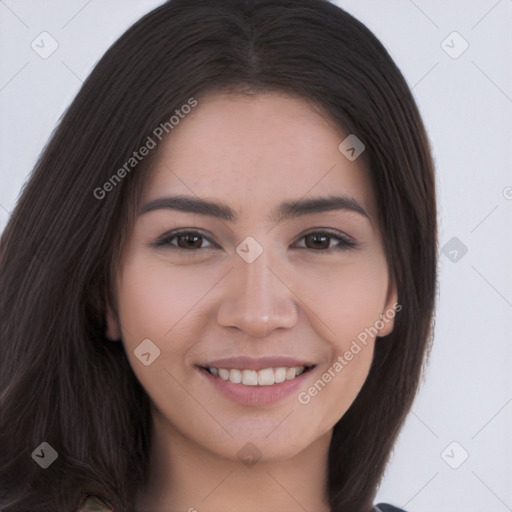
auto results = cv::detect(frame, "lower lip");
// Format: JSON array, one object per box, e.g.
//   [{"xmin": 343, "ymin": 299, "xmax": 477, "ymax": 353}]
[{"xmin": 198, "ymin": 367, "xmax": 314, "ymax": 406}]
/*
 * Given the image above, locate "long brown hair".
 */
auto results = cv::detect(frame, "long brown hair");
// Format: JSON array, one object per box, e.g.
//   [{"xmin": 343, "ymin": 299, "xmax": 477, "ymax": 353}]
[{"xmin": 0, "ymin": 1, "xmax": 437, "ymax": 510}]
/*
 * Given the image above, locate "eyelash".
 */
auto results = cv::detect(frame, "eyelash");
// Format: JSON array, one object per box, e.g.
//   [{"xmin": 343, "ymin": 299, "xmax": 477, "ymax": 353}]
[{"xmin": 152, "ymin": 229, "xmax": 358, "ymax": 252}]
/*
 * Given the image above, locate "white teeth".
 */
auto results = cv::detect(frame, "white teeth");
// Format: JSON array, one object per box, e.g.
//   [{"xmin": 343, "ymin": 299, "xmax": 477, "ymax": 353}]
[
  {"xmin": 242, "ymin": 369, "xmax": 258, "ymax": 385},
  {"xmin": 207, "ymin": 365, "xmax": 307, "ymax": 385},
  {"xmin": 258, "ymin": 368, "xmax": 275, "ymax": 386},
  {"xmin": 286, "ymin": 367, "xmax": 296, "ymax": 380},
  {"xmin": 229, "ymin": 368, "xmax": 242, "ymax": 383},
  {"xmin": 274, "ymin": 367, "xmax": 287, "ymax": 383},
  {"xmin": 218, "ymin": 368, "xmax": 230, "ymax": 381}
]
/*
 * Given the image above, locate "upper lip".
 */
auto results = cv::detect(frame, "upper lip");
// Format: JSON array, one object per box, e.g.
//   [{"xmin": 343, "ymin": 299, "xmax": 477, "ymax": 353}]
[{"xmin": 199, "ymin": 356, "xmax": 316, "ymax": 371}]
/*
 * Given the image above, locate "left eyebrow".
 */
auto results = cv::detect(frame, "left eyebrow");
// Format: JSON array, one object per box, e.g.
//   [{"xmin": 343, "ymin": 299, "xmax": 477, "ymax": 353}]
[
  {"xmin": 273, "ymin": 195, "xmax": 371, "ymax": 224},
  {"xmin": 139, "ymin": 194, "xmax": 372, "ymax": 224}
]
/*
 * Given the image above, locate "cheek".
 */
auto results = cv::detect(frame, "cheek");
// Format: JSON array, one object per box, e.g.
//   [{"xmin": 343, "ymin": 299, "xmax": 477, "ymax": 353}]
[
  {"xmin": 116, "ymin": 253, "xmax": 217, "ymax": 343},
  {"xmin": 115, "ymin": 254, "xmax": 219, "ymax": 411},
  {"xmin": 289, "ymin": 253, "xmax": 388, "ymax": 424},
  {"xmin": 291, "ymin": 251, "xmax": 389, "ymax": 347}
]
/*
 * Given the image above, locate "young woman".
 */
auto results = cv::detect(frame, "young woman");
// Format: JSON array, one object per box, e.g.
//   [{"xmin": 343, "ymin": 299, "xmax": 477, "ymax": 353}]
[{"xmin": 0, "ymin": 1, "xmax": 438, "ymax": 511}]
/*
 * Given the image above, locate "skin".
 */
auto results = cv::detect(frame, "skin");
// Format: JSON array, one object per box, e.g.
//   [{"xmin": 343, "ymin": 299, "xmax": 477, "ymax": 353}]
[{"xmin": 106, "ymin": 91, "xmax": 397, "ymax": 512}]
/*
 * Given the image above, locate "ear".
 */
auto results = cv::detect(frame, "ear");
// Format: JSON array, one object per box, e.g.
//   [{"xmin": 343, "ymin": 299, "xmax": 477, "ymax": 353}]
[
  {"xmin": 377, "ymin": 279, "xmax": 399, "ymax": 338},
  {"xmin": 105, "ymin": 297, "xmax": 122, "ymax": 341}
]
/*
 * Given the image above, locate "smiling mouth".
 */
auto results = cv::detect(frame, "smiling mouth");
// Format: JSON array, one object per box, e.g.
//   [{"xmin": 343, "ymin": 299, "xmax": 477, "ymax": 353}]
[{"xmin": 199, "ymin": 365, "xmax": 315, "ymax": 386}]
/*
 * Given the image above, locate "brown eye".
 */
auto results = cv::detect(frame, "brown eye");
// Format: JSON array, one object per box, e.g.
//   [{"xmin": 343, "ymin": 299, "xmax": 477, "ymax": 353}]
[
  {"xmin": 153, "ymin": 230, "xmax": 217, "ymax": 250},
  {"xmin": 176, "ymin": 233, "xmax": 204, "ymax": 249},
  {"xmin": 293, "ymin": 230, "xmax": 357, "ymax": 251},
  {"xmin": 304, "ymin": 233, "xmax": 331, "ymax": 250}
]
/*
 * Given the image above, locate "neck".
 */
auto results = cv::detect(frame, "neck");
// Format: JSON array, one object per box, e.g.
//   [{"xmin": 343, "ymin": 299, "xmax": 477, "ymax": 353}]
[{"xmin": 136, "ymin": 408, "xmax": 332, "ymax": 512}]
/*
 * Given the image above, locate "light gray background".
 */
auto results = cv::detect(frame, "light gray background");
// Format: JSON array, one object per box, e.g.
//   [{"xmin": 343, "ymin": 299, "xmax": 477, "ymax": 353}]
[{"xmin": 1, "ymin": 1, "xmax": 511, "ymax": 510}]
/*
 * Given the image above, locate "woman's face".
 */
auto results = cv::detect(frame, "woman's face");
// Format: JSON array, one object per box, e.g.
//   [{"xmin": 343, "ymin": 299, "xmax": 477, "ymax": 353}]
[{"xmin": 107, "ymin": 91, "xmax": 397, "ymax": 463}]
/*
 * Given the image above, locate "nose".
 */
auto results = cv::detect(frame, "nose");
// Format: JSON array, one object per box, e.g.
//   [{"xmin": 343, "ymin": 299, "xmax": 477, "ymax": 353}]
[{"xmin": 216, "ymin": 248, "xmax": 298, "ymax": 338}]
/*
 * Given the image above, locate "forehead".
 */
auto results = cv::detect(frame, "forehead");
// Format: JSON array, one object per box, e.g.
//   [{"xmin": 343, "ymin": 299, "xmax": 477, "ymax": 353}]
[{"xmin": 143, "ymin": 91, "xmax": 376, "ymax": 222}]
